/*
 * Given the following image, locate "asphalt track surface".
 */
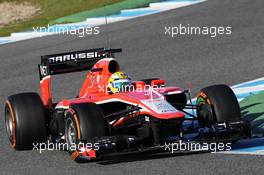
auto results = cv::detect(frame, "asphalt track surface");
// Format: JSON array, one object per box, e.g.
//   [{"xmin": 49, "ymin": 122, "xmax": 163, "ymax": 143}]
[{"xmin": 1, "ymin": 0, "xmax": 264, "ymax": 174}]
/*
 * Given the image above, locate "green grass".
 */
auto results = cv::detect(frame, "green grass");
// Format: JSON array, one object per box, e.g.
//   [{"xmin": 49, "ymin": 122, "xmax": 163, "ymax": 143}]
[
  {"xmin": 0, "ymin": 0, "xmax": 123, "ymax": 36},
  {"xmin": 54, "ymin": 0, "xmax": 162, "ymax": 24},
  {"xmin": 240, "ymin": 91, "xmax": 264, "ymax": 136}
]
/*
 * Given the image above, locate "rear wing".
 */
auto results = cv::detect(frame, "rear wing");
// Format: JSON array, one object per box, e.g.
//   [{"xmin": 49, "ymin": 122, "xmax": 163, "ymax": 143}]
[{"xmin": 38, "ymin": 48, "xmax": 122, "ymax": 80}]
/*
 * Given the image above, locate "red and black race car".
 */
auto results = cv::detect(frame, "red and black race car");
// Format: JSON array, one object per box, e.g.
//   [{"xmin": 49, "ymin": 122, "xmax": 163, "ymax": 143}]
[{"xmin": 4, "ymin": 48, "xmax": 251, "ymax": 162}]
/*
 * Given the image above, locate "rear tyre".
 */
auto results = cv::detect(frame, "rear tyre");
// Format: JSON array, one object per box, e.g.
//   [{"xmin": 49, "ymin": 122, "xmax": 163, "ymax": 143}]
[
  {"xmin": 5, "ymin": 93, "xmax": 47, "ymax": 150},
  {"xmin": 65, "ymin": 103, "xmax": 107, "ymax": 162},
  {"xmin": 196, "ymin": 84, "xmax": 241, "ymax": 126}
]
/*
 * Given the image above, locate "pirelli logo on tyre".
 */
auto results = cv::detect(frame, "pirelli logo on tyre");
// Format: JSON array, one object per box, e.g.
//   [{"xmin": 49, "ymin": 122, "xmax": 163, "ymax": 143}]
[{"xmin": 198, "ymin": 92, "xmax": 207, "ymax": 99}]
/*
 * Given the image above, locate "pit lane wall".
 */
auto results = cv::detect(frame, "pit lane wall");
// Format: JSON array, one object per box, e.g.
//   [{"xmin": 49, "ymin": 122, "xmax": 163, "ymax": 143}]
[{"xmin": 0, "ymin": 0, "xmax": 206, "ymax": 45}]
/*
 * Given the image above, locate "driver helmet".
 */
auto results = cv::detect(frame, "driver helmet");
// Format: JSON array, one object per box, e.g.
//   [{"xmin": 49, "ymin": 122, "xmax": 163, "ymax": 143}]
[{"xmin": 108, "ymin": 71, "xmax": 132, "ymax": 94}]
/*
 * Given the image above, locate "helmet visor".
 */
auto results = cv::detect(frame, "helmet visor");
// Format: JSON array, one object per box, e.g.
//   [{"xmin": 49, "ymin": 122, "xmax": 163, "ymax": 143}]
[{"xmin": 112, "ymin": 80, "xmax": 132, "ymax": 92}]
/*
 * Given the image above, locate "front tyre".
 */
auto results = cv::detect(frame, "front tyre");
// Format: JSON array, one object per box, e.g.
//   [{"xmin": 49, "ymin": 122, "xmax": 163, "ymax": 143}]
[
  {"xmin": 65, "ymin": 103, "xmax": 107, "ymax": 162},
  {"xmin": 196, "ymin": 84, "xmax": 241, "ymax": 125}
]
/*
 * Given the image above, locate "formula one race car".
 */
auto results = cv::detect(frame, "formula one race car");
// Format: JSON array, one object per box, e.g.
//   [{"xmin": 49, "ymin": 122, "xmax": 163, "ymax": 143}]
[{"xmin": 4, "ymin": 48, "xmax": 251, "ymax": 162}]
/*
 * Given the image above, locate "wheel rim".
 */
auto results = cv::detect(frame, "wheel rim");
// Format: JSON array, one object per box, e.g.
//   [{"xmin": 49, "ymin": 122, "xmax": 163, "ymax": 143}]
[
  {"xmin": 65, "ymin": 118, "xmax": 77, "ymax": 151},
  {"xmin": 5, "ymin": 106, "xmax": 13, "ymax": 142}
]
